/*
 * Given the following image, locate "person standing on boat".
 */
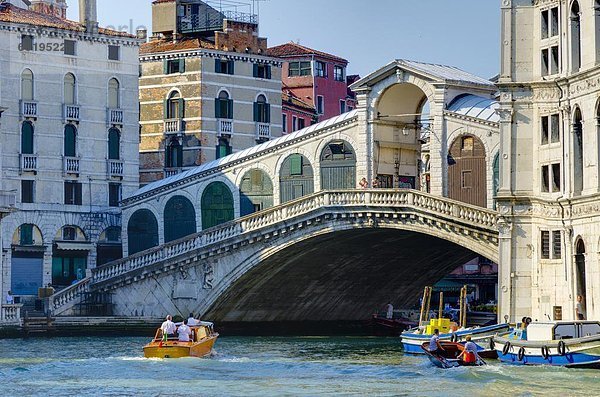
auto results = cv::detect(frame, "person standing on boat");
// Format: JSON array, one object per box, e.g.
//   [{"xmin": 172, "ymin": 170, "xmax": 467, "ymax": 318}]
[
  {"xmin": 187, "ymin": 313, "xmax": 199, "ymax": 326},
  {"xmin": 457, "ymin": 335, "xmax": 478, "ymax": 364},
  {"xmin": 386, "ymin": 302, "xmax": 394, "ymax": 319},
  {"xmin": 576, "ymin": 295, "xmax": 586, "ymax": 320},
  {"xmin": 429, "ymin": 329, "xmax": 444, "ymax": 353},
  {"xmin": 177, "ymin": 319, "xmax": 192, "ymax": 342},
  {"xmin": 161, "ymin": 315, "xmax": 177, "ymax": 341}
]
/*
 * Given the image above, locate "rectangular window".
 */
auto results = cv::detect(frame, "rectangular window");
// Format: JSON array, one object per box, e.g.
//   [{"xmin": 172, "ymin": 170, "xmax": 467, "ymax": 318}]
[
  {"xmin": 315, "ymin": 61, "xmax": 326, "ymax": 77},
  {"xmin": 288, "ymin": 61, "xmax": 311, "ymax": 77},
  {"xmin": 541, "ymin": 10, "xmax": 549, "ymax": 39},
  {"xmin": 109, "ymin": 183, "xmax": 121, "ymax": 207},
  {"xmin": 334, "ymin": 65, "xmax": 345, "ymax": 82},
  {"xmin": 166, "ymin": 59, "xmax": 184, "ymax": 74},
  {"xmin": 64, "ymin": 39, "xmax": 76, "ymax": 56},
  {"xmin": 108, "ymin": 45, "xmax": 120, "ymax": 61},
  {"xmin": 64, "ymin": 181, "xmax": 82, "ymax": 205},
  {"xmin": 21, "ymin": 180, "xmax": 34, "ymax": 204},
  {"xmin": 541, "ymin": 48, "xmax": 549, "ymax": 76},
  {"xmin": 290, "ymin": 155, "xmax": 303, "ymax": 176},
  {"xmin": 541, "ymin": 165, "xmax": 549, "ymax": 192},
  {"xmin": 541, "ymin": 115, "xmax": 549, "ymax": 145},
  {"xmin": 215, "ymin": 59, "xmax": 234, "ymax": 75},
  {"xmin": 541, "ymin": 230, "xmax": 550, "ymax": 259},
  {"xmin": 550, "ymin": 45, "xmax": 559, "ymax": 75},
  {"xmin": 552, "ymin": 230, "xmax": 562, "ymax": 259},
  {"xmin": 20, "ymin": 224, "xmax": 33, "ymax": 245},
  {"xmin": 282, "ymin": 114, "xmax": 287, "ymax": 133},
  {"xmin": 216, "ymin": 138, "xmax": 232, "ymax": 159},
  {"xmin": 292, "ymin": 115, "xmax": 298, "ymax": 131},
  {"xmin": 297, "ymin": 118, "xmax": 305, "ymax": 130},
  {"xmin": 551, "ymin": 7, "xmax": 559, "ymax": 37},
  {"xmin": 552, "ymin": 163, "xmax": 561, "ymax": 192},
  {"xmin": 461, "ymin": 170, "xmax": 473, "ymax": 188},
  {"xmin": 550, "ymin": 114, "xmax": 560, "ymax": 143},
  {"xmin": 253, "ymin": 64, "xmax": 272, "ymax": 79},
  {"xmin": 340, "ymin": 100, "xmax": 346, "ymax": 114},
  {"xmin": 21, "ymin": 35, "xmax": 34, "ymax": 51},
  {"xmin": 317, "ymin": 95, "xmax": 324, "ymax": 115}
]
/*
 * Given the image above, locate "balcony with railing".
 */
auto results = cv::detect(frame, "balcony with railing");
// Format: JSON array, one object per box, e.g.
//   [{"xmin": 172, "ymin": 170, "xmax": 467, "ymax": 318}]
[
  {"xmin": 178, "ymin": 10, "xmax": 257, "ymax": 34},
  {"xmin": 20, "ymin": 100, "xmax": 37, "ymax": 118},
  {"xmin": 0, "ymin": 304, "xmax": 22, "ymax": 323},
  {"xmin": 107, "ymin": 159, "xmax": 124, "ymax": 178},
  {"xmin": 218, "ymin": 119, "xmax": 233, "ymax": 136},
  {"xmin": 20, "ymin": 153, "xmax": 38, "ymax": 173},
  {"xmin": 0, "ymin": 190, "xmax": 16, "ymax": 213},
  {"xmin": 256, "ymin": 122, "xmax": 271, "ymax": 141},
  {"xmin": 164, "ymin": 119, "xmax": 184, "ymax": 135},
  {"xmin": 164, "ymin": 168, "xmax": 183, "ymax": 178},
  {"xmin": 63, "ymin": 104, "xmax": 80, "ymax": 122},
  {"xmin": 107, "ymin": 108, "xmax": 124, "ymax": 126},
  {"xmin": 63, "ymin": 156, "xmax": 80, "ymax": 174}
]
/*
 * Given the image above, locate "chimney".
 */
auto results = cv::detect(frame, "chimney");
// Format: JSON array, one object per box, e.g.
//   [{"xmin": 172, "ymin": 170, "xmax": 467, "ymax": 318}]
[{"xmin": 78, "ymin": 0, "xmax": 98, "ymax": 33}]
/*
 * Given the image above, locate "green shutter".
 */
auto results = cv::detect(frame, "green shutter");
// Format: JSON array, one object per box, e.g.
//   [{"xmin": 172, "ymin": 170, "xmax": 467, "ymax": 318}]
[
  {"xmin": 290, "ymin": 155, "xmax": 302, "ymax": 175},
  {"xmin": 179, "ymin": 58, "xmax": 185, "ymax": 73},
  {"xmin": 266, "ymin": 65, "xmax": 272, "ymax": 80},
  {"xmin": 163, "ymin": 59, "xmax": 168, "ymax": 74},
  {"xmin": 253, "ymin": 102, "xmax": 259, "ymax": 122},
  {"xmin": 265, "ymin": 103, "xmax": 271, "ymax": 123},
  {"xmin": 178, "ymin": 98, "xmax": 185, "ymax": 118},
  {"xmin": 108, "ymin": 128, "xmax": 120, "ymax": 160},
  {"xmin": 215, "ymin": 59, "xmax": 221, "ymax": 73},
  {"xmin": 164, "ymin": 99, "xmax": 169, "ymax": 119},
  {"xmin": 228, "ymin": 60, "xmax": 235, "ymax": 75},
  {"xmin": 253, "ymin": 63, "xmax": 258, "ymax": 77},
  {"xmin": 227, "ymin": 99, "xmax": 234, "ymax": 119},
  {"xmin": 75, "ymin": 182, "xmax": 82, "ymax": 205},
  {"xmin": 64, "ymin": 125, "xmax": 76, "ymax": 157},
  {"xmin": 215, "ymin": 98, "xmax": 220, "ymax": 118},
  {"xmin": 20, "ymin": 224, "xmax": 33, "ymax": 245},
  {"xmin": 21, "ymin": 122, "xmax": 34, "ymax": 154}
]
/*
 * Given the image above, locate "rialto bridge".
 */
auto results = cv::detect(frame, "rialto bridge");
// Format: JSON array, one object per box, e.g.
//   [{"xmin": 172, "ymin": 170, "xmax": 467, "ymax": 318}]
[{"xmin": 50, "ymin": 60, "xmax": 503, "ymax": 321}]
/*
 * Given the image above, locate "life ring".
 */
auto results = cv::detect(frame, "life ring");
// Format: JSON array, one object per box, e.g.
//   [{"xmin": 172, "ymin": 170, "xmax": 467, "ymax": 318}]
[
  {"xmin": 502, "ymin": 342, "xmax": 511, "ymax": 355},
  {"xmin": 558, "ymin": 340, "xmax": 566, "ymax": 356},
  {"xmin": 541, "ymin": 345, "xmax": 550, "ymax": 360},
  {"xmin": 525, "ymin": 317, "xmax": 532, "ymax": 325},
  {"xmin": 451, "ymin": 333, "xmax": 458, "ymax": 343},
  {"xmin": 489, "ymin": 338, "xmax": 495, "ymax": 351},
  {"xmin": 518, "ymin": 347, "xmax": 525, "ymax": 361}
]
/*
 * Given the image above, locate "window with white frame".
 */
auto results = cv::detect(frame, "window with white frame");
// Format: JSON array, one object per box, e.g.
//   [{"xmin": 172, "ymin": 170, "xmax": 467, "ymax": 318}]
[{"xmin": 334, "ymin": 65, "xmax": 345, "ymax": 82}]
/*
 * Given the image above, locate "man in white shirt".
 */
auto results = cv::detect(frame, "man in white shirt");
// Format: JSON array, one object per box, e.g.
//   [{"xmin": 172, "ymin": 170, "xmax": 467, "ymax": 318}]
[
  {"xmin": 177, "ymin": 319, "xmax": 192, "ymax": 342},
  {"xmin": 161, "ymin": 315, "xmax": 177, "ymax": 341},
  {"xmin": 386, "ymin": 302, "xmax": 394, "ymax": 319},
  {"xmin": 5, "ymin": 291, "xmax": 14, "ymax": 305},
  {"xmin": 187, "ymin": 313, "xmax": 199, "ymax": 326}
]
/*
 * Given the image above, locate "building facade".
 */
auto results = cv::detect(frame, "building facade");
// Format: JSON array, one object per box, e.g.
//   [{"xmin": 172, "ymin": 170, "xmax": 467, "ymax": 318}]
[
  {"xmin": 281, "ymin": 89, "xmax": 317, "ymax": 134},
  {"xmin": 139, "ymin": 0, "xmax": 283, "ymax": 185},
  {"xmin": 0, "ymin": 0, "xmax": 140, "ymax": 305},
  {"xmin": 268, "ymin": 42, "xmax": 356, "ymax": 125},
  {"xmin": 497, "ymin": 0, "xmax": 600, "ymax": 321}
]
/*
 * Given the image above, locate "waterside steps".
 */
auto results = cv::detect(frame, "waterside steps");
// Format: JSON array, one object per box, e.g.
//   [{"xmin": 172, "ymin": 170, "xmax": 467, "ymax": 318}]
[{"xmin": 21, "ymin": 312, "xmax": 56, "ymax": 336}]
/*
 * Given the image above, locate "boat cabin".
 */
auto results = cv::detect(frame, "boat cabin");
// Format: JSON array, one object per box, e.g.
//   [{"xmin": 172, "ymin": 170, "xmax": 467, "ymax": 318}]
[{"xmin": 526, "ymin": 321, "xmax": 600, "ymax": 342}]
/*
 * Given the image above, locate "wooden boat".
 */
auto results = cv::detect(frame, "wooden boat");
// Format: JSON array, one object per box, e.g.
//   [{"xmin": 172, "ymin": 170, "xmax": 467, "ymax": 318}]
[
  {"xmin": 493, "ymin": 320, "xmax": 600, "ymax": 368},
  {"xmin": 143, "ymin": 322, "xmax": 219, "ymax": 359},
  {"xmin": 421, "ymin": 341, "xmax": 486, "ymax": 368}
]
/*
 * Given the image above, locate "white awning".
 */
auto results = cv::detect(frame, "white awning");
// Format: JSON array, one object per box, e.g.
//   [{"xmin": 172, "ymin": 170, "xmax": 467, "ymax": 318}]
[{"xmin": 55, "ymin": 242, "xmax": 93, "ymax": 251}]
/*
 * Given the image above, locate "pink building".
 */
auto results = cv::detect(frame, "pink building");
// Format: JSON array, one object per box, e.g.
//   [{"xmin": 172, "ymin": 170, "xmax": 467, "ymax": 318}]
[{"xmin": 268, "ymin": 42, "xmax": 356, "ymax": 127}]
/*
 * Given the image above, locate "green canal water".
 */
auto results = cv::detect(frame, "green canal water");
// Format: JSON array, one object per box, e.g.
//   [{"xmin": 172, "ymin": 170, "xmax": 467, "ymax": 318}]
[{"xmin": 0, "ymin": 336, "xmax": 597, "ymax": 396}]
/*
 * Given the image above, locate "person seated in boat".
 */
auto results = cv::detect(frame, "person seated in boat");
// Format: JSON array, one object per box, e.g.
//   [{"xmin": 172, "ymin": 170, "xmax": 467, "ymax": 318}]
[
  {"xmin": 160, "ymin": 315, "xmax": 177, "ymax": 341},
  {"xmin": 429, "ymin": 329, "xmax": 444, "ymax": 353},
  {"xmin": 187, "ymin": 313, "xmax": 199, "ymax": 326},
  {"xmin": 457, "ymin": 335, "xmax": 479, "ymax": 364},
  {"xmin": 177, "ymin": 319, "xmax": 192, "ymax": 342}
]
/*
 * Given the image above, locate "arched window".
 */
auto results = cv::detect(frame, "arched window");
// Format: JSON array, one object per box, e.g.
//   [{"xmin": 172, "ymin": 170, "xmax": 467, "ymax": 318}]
[
  {"xmin": 108, "ymin": 78, "xmax": 120, "ymax": 108},
  {"xmin": 64, "ymin": 124, "xmax": 77, "ymax": 157},
  {"xmin": 165, "ymin": 138, "xmax": 182, "ymax": 168},
  {"xmin": 571, "ymin": 1, "xmax": 581, "ymax": 72},
  {"xmin": 21, "ymin": 69, "xmax": 34, "ymax": 100},
  {"xmin": 64, "ymin": 73, "xmax": 76, "ymax": 105},
  {"xmin": 240, "ymin": 169, "xmax": 273, "ymax": 216},
  {"xmin": 108, "ymin": 127, "xmax": 120, "ymax": 160},
  {"xmin": 320, "ymin": 140, "xmax": 356, "ymax": 189},
  {"xmin": 215, "ymin": 90, "xmax": 233, "ymax": 119},
  {"xmin": 127, "ymin": 209, "xmax": 159, "ymax": 255},
  {"xmin": 279, "ymin": 154, "xmax": 314, "ymax": 203},
  {"xmin": 21, "ymin": 121, "xmax": 34, "ymax": 154},
  {"xmin": 201, "ymin": 182, "xmax": 234, "ymax": 229},
  {"xmin": 573, "ymin": 107, "xmax": 583, "ymax": 195},
  {"xmin": 165, "ymin": 91, "xmax": 183, "ymax": 119},
  {"xmin": 253, "ymin": 94, "xmax": 270, "ymax": 123},
  {"xmin": 164, "ymin": 195, "xmax": 197, "ymax": 242}
]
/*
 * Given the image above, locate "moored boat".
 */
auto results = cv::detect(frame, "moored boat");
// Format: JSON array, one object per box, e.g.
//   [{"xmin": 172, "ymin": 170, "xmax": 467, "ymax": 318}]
[
  {"xmin": 143, "ymin": 322, "xmax": 219, "ymax": 359},
  {"xmin": 421, "ymin": 341, "xmax": 486, "ymax": 368},
  {"xmin": 493, "ymin": 320, "xmax": 600, "ymax": 368}
]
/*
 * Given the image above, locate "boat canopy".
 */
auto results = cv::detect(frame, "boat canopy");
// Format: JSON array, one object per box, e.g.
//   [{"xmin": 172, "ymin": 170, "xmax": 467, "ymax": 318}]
[{"xmin": 527, "ymin": 321, "xmax": 600, "ymax": 342}]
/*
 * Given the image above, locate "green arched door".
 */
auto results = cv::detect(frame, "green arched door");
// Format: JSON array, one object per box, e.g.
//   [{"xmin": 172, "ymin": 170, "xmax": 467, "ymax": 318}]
[
  {"xmin": 201, "ymin": 182, "xmax": 234, "ymax": 229},
  {"xmin": 127, "ymin": 209, "xmax": 159, "ymax": 255},
  {"xmin": 320, "ymin": 140, "xmax": 356, "ymax": 189},
  {"xmin": 164, "ymin": 195, "xmax": 197, "ymax": 242},
  {"xmin": 279, "ymin": 154, "xmax": 314, "ymax": 204},
  {"xmin": 240, "ymin": 169, "xmax": 274, "ymax": 216}
]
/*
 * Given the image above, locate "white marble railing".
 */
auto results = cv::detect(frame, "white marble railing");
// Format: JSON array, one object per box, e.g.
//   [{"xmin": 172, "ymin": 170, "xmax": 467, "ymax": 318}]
[
  {"xmin": 64, "ymin": 104, "xmax": 80, "ymax": 121},
  {"xmin": 63, "ymin": 156, "xmax": 80, "ymax": 174},
  {"xmin": 20, "ymin": 154, "xmax": 37, "ymax": 172},
  {"xmin": 256, "ymin": 122, "xmax": 270, "ymax": 139},
  {"xmin": 107, "ymin": 159, "xmax": 124, "ymax": 177},
  {"xmin": 88, "ymin": 189, "xmax": 498, "ymax": 289},
  {"xmin": 50, "ymin": 278, "xmax": 91, "ymax": 315},
  {"xmin": 1, "ymin": 304, "xmax": 23, "ymax": 323},
  {"xmin": 164, "ymin": 119, "xmax": 184, "ymax": 134},
  {"xmin": 107, "ymin": 108, "xmax": 124, "ymax": 125},
  {"xmin": 20, "ymin": 100, "xmax": 37, "ymax": 117},
  {"xmin": 218, "ymin": 119, "xmax": 233, "ymax": 135}
]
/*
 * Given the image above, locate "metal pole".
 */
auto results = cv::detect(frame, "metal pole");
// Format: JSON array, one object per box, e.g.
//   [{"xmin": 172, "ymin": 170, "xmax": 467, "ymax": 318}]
[{"xmin": 439, "ymin": 291, "xmax": 444, "ymax": 320}]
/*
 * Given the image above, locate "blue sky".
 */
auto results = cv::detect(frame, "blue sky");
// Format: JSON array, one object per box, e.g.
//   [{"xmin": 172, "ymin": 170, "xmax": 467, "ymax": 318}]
[{"xmin": 67, "ymin": 0, "xmax": 500, "ymax": 79}]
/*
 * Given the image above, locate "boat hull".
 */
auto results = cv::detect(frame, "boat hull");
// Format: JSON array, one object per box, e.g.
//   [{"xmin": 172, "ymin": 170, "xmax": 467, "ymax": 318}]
[
  {"xmin": 401, "ymin": 323, "xmax": 510, "ymax": 355},
  {"xmin": 493, "ymin": 335, "xmax": 600, "ymax": 368},
  {"xmin": 143, "ymin": 334, "xmax": 218, "ymax": 359},
  {"xmin": 421, "ymin": 341, "xmax": 485, "ymax": 368}
]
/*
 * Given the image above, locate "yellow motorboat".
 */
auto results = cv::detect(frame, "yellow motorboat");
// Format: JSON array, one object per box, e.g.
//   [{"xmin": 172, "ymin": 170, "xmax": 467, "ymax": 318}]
[{"xmin": 143, "ymin": 322, "xmax": 219, "ymax": 359}]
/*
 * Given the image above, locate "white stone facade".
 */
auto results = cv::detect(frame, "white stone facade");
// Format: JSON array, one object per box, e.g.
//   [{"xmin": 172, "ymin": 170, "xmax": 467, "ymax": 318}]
[
  {"xmin": 0, "ymin": 3, "xmax": 140, "ymax": 302},
  {"xmin": 497, "ymin": 0, "xmax": 600, "ymax": 322}
]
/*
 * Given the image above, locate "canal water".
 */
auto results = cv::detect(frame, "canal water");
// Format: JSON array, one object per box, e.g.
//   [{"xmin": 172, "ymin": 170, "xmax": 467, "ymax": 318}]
[{"xmin": 0, "ymin": 336, "xmax": 597, "ymax": 396}]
